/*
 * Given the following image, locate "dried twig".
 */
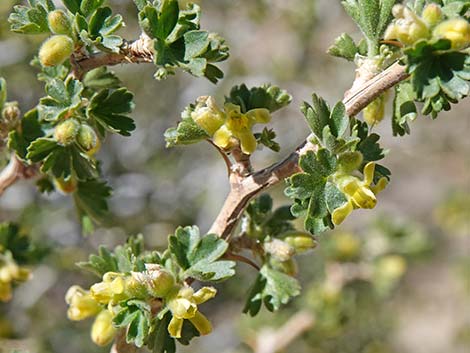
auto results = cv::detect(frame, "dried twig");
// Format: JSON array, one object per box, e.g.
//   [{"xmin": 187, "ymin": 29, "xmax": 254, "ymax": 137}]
[{"xmin": 0, "ymin": 155, "xmax": 37, "ymax": 197}]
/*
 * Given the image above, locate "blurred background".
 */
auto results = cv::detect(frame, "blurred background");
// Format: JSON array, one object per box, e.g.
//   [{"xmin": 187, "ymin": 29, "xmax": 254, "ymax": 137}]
[{"xmin": 0, "ymin": 0, "xmax": 469, "ymax": 352}]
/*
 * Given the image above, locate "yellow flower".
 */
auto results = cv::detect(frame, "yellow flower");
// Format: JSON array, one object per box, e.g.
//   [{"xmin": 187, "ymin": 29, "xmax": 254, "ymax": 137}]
[
  {"xmin": 191, "ymin": 96, "xmax": 225, "ymax": 135},
  {"xmin": 91, "ymin": 309, "xmax": 116, "ymax": 346},
  {"xmin": 166, "ymin": 286, "xmax": 216, "ymax": 338},
  {"xmin": 384, "ymin": 5, "xmax": 430, "ymax": 45},
  {"xmin": 214, "ymin": 103, "xmax": 270, "ymax": 154},
  {"xmin": 332, "ymin": 162, "xmax": 388, "ymax": 225},
  {"xmin": 90, "ymin": 272, "xmax": 128, "ymax": 304},
  {"xmin": 0, "ymin": 251, "xmax": 31, "ymax": 302},
  {"xmin": 65, "ymin": 285, "xmax": 102, "ymax": 321},
  {"xmin": 191, "ymin": 97, "xmax": 271, "ymax": 155},
  {"xmin": 433, "ymin": 18, "xmax": 470, "ymax": 50}
]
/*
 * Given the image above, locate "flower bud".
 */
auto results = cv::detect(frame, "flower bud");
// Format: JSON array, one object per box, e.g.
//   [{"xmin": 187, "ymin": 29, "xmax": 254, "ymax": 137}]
[
  {"xmin": 54, "ymin": 118, "xmax": 79, "ymax": 145},
  {"xmin": 91, "ymin": 310, "xmax": 116, "ymax": 347},
  {"xmin": 77, "ymin": 124, "xmax": 100, "ymax": 155},
  {"xmin": 54, "ymin": 177, "xmax": 77, "ymax": 194},
  {"xmin": 2, "ymin": 102, "xmax": 20, "ymax": 124},
  {"xmin": 363, "ymin": 94, "xmax": 385, "ymax": 127},
  {"xmin": 337, "ymin": 151, "xmax": 363, "ymax": 174},
  {"xmin": 136, "ymin": 264, "xmax": 175, "ymax": 298},
  {"xmin": 282, "ymin": 232, "xmax": 317, "ymax": 254},
  {"xmin": 191, "ymin": 96, "xmax": 225, "ymax": 135},
  {"xmin": 433, "ymin": 18, "xmax": 470, "ymax": 50},
  {"xmin": 48, "ymin": 10, "xmax": 72, "ymax": 36},
  {"xmin": 269, "ymin": 258, "xmax": 298, "ymax": 276},
  {"xmin": 39, "ymin": 35, "xmax": 74, "ymax": 67},
  {"xmin": 422, "ymin": 4, "xmax": 443, "ymax": 27},
  {"xmin": 392, "ymin": 4, "xmax": 405, "ymax": 19},
  {"xmin": 263, "ymin": 238, "xmax": 295, "ymax": 262},
  {"xmin": 65, "ymin": 285, "xmax": 102, "ymax": 321}
]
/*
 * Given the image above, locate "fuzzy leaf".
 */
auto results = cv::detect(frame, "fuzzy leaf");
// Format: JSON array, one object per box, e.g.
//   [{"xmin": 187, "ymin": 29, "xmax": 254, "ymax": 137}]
[
  {"xmin": 244, "ymin": 265, "xmax": 300, "ymax": 316},
  {"xmin": 8, "ymin": 108, "xmax": 45, "ymax": 159},
  {"xmin": 169, "ymin": 226, "xmax": 235, "ymax": 282},
  {"xmin": 226, "ymin": 84, "xmax": 292, "ymax": 113},
  {"xmin": 285, "ymin": 149, "xmax": 346, "ymax": 234},
  {"xmin": 87, "ymin": 88, "xmax": 135, "ymax": 136},
  {"xmin": 9, "ymin": 0, "xmax": 54, "ymax": 34},
  {"xmin": 38, "ymin": 78, "xmax": 83, "ymax": 122},
  {"xmin": 327, "ymin": 33, "xmax": 360, "ymax": 61}
]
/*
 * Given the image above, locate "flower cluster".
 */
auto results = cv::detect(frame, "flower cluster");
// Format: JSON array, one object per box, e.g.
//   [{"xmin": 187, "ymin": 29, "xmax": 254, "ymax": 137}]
[
  {"xmin": 0, "ymin": 251, "xmax": 31, "ymax": 302},
  {"xmin": 191, "ymin": 96, "xmax": 271, "ymax": 154},
  {"xmin": 384, "ymin": 4, "xmax": 470, "ymax": 50},
  {"xmin": 65, "ymin": 264, "xmax": 217, "ymax": 346}
]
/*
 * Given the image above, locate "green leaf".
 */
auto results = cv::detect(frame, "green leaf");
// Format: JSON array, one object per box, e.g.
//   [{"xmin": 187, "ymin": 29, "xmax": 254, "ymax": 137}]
[
  {"xmin": 0, "ymin": 223, "xmax": 32, "ymax": 264},
  {"xmin": 81, "ymin": 0, "xmax": 106, "ymax": 17},
  {"xmin": 87, "ymin": 88, "xmax": 135, "ymax": 136},
  {"xmin": 114, "ymin": 301, "xmax": 152, "ymax": 347},
  {"xmin": 38, "ymin": 78, "xmax": 83, "ymax": 122},
  {"xmin": 0, "ymin": 78, "xmax": 7, "ymax": 111},
  {"xmin": 77, "ymin": 235, "xmax": 149, "ymax": 276},
  {"xmin": 255, "ymin": 128, "xmax": 280, "ymax": 152},
  {"xmin": 243, "ymin": 194, "xmax": 297, "ymax": 240},
  {"xmin": 74, "ymin": 179, "xmax": 112, "ymax": 227},
  {"xmin": 327, "ymin": 33, "xmax": 359, "ymax": 61},
  {"xmin": 147, "ymin": 313, "xmax": 176, "ymax": 353},
  {"xmin": 226, "ymin": 84, "xmax": 292, "ymax": 113},
  {"xmin": 392, "ymin": 82, "xmax": 417, "ymax": 136},
  {"xmin": 79, "ymin": 6, "xmax": 124, "ymax": 52},
  {"xmin": 302, "ymin": 95, "xmax": 357, "ymax": 154},
  {"xmin": 404, "ymin": 39, "xmax": 470, "ymax": 118},
  {"xmin": 285, "ymin": 149, "xmax": 347, "ymax": 234},
  {"xmin": 8, "ymin": 108, "xmax": 45, "ymax": 159},
  {"xmin": 164, "ymin": 103, "xmax": 209, "ymax": 147},
  {"xmin": 138, "ymin": 1, "xmax": 228, "ymax": 82},
  {"xmin": 83, "ymin": 67, "xmax": 121, "ymax": 91},
  {"xmin": 243, "ymin": 265, "xmax": 300, "ymax": 316},
  {"xmin": 77, "ymin": 245, "xmax": 118, "ymax": 277},
  {"xmin": 9, "ymin": 0, "xmax": 55, "ymax": 34},
  {"xmin": 168, "ymin": 226, "xmax": 235, "ymax": 282}
]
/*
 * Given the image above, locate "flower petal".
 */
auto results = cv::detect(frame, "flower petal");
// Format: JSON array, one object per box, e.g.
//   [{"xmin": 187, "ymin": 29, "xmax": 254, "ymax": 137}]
[
  {"xmin": 193, "ymin": 287, "xmax": 217, "ymax": 304},
  {"xmin": 246, "ymin": 108, "xmax": 271, "ymax": 124},
  {"xmin": 213, "ymin": 125, "xmax": 232, "ymax": 149},
  {"xmin": 332, "ymin": 200, "xmax": 354, "ymax": 225},
  {"xmin": 363, "ymin": 162, "xmax": 376, "ymax": 186},
  {"xmin": 168, "ymin": 316, "xmax": 184, "ymax": 338},
  {"xmin": 237, "ymin": 129, "xmax": 257, "ymax": 154},
  {"xmin": 371, "ymin": 177, "xmax": 388, "ymax": 195},
  {"xmin": 189, "ymin": 311, "xmax": 212, "ymax": 336}
]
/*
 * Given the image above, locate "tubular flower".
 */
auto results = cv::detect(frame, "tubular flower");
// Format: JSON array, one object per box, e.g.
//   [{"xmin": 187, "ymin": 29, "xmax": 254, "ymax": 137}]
[
  {"xmin": 433, "ymin": 18, "xmax": 470, "ymax": 50},
  {"xmin": 91, "ymin": 309, "xmax": 117, "ymax": 346},
  {"xmin": 166, "ymin": 286, "xmax": 216, "ymax": 338},
  {"xmin": 90, "ymin": 272, "xmax": 131, "ymax": 304},
  {"xmin": 0, "ymin": 251, "xmax": 31, "ymax": 302},
  {"xmin": 192, "ymin": 97, "xmax": 271, "ymax": 154},
  {"xmin": 331, "ymin": 162, "xmax": 388, "ymax": 225},
  {"xmin": 65, "ymin": 285, "xmax": 102, "ymax": 321},
  {"xmin": 384, "ymin": 5, "xmax": 430, "ymax": 45}
]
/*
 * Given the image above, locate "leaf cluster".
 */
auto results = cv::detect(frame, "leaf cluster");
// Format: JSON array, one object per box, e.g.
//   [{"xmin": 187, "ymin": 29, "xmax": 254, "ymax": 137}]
[
  {"xmin": 136, "ymin": 0, "xmax": 229, "ymax": 82},
  {"xmin": 403, "ymin": 39, "xmax": 470, "ymax": 119}
]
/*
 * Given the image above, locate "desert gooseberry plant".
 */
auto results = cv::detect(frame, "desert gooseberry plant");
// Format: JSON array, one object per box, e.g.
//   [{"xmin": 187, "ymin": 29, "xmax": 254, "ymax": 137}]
[{"xmin": 0, "ymin": 0, "xmax": 469, "ymax": 352}]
